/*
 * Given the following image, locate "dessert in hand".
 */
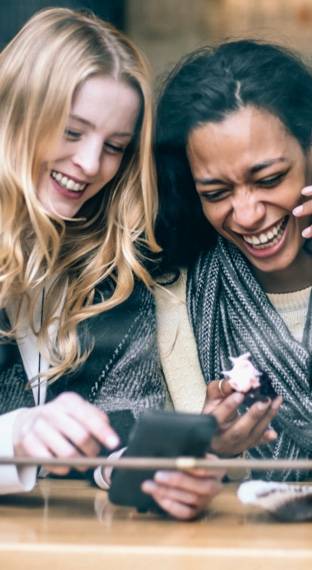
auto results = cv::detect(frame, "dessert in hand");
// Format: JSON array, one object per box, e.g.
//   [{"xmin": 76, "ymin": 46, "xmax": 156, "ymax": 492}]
[
  {"xmin": 222, "ymin": 353, "xmax": 261, "ymax": 393},
  {"xmin": 222, "ymin": 352, "xmax": 276, "ymax": 404}
]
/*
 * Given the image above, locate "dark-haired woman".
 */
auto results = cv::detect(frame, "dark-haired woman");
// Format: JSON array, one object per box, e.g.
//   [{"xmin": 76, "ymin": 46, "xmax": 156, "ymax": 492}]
[{"xmin": 155, "ymin": 40, "xmax": 312, "ymax": 481}]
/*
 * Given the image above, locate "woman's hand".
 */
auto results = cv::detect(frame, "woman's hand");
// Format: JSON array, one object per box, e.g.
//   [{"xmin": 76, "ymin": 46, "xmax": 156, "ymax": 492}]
[
  {"xmin": 13, "ymin": 392, "xmax": 120, "ymax": 475},
  {"xmin": 293, "ymin": 186, "xmax": 312, "ymax": 238},
  {"xmin": 141, "ymin": 455, "xmax": 225, "ymax": 520},
  {"xmin": 203, "ymin": 380, "xmax": 282, "ymax": 457}
]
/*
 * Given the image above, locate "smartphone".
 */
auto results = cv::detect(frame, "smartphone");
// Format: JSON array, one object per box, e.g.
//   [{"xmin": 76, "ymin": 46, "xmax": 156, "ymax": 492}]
[{"xmin": 109, "ymin": 409, "xmax": 218, "ymax": 512}]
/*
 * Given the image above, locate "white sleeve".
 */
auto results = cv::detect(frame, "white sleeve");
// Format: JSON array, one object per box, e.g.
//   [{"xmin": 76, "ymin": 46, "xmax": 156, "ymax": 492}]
[
  {"xmin": 93, "ymin": 447, "xmax": 127, "ymax": 490},
  {"xmin": 0, "ymin": 409, "xmax": 37, "ymax": 494}
]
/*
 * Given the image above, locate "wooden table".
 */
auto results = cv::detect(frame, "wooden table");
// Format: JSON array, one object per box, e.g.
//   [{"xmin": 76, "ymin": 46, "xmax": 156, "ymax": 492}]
[{"xmin": 0, "ymin": 479, "xmax": 311, "ymax": 570}]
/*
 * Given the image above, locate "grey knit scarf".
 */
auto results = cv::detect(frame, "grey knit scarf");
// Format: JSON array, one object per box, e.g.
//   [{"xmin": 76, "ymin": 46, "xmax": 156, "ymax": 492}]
[{"xmin": 188, "ymin": 237, "xmax": 312, "ymax": 481}]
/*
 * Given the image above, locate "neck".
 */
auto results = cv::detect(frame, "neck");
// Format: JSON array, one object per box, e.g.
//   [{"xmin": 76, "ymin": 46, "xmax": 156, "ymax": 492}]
[{"xmin": 253, "ymin": 247, "xmax": 312, "ymax": 294}]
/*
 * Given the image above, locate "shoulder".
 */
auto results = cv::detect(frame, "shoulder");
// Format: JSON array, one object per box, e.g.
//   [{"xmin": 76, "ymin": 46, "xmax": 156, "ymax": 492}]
[{"xmin": 154, "ymin": 270, "xmax": 206, "ymax": 412}]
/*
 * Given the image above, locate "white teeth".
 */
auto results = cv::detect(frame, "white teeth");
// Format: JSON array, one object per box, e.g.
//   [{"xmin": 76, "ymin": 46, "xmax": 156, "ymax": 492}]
[
  {"xmin": 51, "ymin": 171, "xmax": 87, "ymax": 192},
  {"xmin": 242, "ymin": 218, "xmax": 287, "ymax": 248}
]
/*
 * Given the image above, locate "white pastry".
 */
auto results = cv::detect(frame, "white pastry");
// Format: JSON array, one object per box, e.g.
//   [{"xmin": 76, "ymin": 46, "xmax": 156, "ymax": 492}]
[{"xmin": 222, "ymin": 352, "xmax": 261, "ymax": 393}]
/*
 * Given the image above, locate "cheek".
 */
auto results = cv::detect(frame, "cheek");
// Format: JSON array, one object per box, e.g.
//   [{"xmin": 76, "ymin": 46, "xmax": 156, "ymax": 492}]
[
  {"xmin": 100, "ymin": 156, "xmax": 124, "ymax": 185},
  {"xmin": 201, "ymin": 201, "xmax": 225, "ymax": 231},
  {"xmin": 44, "ymin": 139, "xmax": 66, "ymax": 163},
  {"xmin": 37, "ymin": 166, "xmax": 50, "ymax": 192}
]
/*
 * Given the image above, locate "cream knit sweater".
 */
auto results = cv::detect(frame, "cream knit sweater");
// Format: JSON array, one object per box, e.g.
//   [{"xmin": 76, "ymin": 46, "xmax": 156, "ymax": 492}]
[{"xmin": 156, "ymin": 274, "xmax": 311, "ymax": 412}]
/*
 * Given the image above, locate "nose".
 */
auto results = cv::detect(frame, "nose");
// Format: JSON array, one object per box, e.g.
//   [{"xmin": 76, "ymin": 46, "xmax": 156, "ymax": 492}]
[
  {"xmin": 231, "ymin": 188, "xmax": 265, "ymax": 230},
  {"xmin": 72, "ymin": 140, "xmax": 101, "ymax": 177}
]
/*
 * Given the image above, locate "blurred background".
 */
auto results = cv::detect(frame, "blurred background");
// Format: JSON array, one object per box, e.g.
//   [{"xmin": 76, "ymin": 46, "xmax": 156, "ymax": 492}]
[{"xmin": 1, "ymin": 0, "xmax": 312, "ymax": 77}]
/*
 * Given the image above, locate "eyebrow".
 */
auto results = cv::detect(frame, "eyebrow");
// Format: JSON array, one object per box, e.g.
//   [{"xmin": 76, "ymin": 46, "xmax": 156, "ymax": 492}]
[
  {"xmin": 249, "ymin": 157, "xmax": 288, "ymax": 174},
  {"xmin": 69, "ymin": 114, "xmax": 133, "ymax": 137},
  {"xmin": 194, "ymin": 157, "xmax": 289, "ymax": 186}
]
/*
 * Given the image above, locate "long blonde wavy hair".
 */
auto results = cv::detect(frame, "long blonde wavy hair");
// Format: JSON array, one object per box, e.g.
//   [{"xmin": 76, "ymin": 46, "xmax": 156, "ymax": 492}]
[{"xmin": 0, "ymin": 8, "xmax": 160, "ymax": 381}]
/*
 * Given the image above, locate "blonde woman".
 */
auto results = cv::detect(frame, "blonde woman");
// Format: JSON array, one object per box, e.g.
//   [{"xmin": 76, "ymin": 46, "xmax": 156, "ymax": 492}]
[
  {"xmin": 0, "ymin": 8, "xmax": 226, "ymax": 520},
  {"xmin": 0, "ymin": 5, "xmax": 158, "ymax": 486}
]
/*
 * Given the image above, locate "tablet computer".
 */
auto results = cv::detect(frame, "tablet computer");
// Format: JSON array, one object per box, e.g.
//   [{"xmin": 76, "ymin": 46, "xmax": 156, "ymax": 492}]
[{"xmin": 109, "ymin": 409, "xmax": 218, "ymax": 512}]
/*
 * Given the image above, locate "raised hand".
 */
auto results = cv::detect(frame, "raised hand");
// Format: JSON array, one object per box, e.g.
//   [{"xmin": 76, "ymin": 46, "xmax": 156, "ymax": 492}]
[
  {"xmin": 293, "ymin": 185, "xmax": 312, "ymax": 238},
  {"xmin": 203, "ymin": 380, "xmax": 282, "ymax": 457}
]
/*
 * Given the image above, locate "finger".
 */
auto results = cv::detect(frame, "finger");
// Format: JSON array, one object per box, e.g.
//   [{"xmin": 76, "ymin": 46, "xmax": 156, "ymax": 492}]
[
  {"xmin": 293, "ymin": 202, "xmax": 312, "ymax": 217},
  {"xmin": 147, "ymin": 480, "xmax": 202, "ymax": 507},
  {"xmin": 292, "ymin": 190, "xmax": 312, "ymax": 237},
  {"xmin": 272, "ymin": 395, "xmax": 283, "ymax": 411},
  {"xmin": 258, "ymin": 428, "xmax": 278, "ymax": 444},
  {"xmin": 43, "ymin": 464, "xmax": 71, "ymax": 476},
  {"xmin": 302, "ymin": 224, "xmax": 312, "ymax": 238},
  {"xmin": 211, "ymin": 399, "xmax": 273, "ymax": 454},
  {"xmin": 205, "ymin": 379, "xmax": 235, "ymax": 401},
  {"xmin": 292, "ymin": 200, "xmax": 312, "ymax": 239},
  {"xmin": 142, "ymin": 480, "xmax": 200, "ymax": 519},
  {"xmin": 248, "ymin": 396, "xmax": 282, "ymax": 444},
  {"xmin": 15, "ymin": 430, "xmax": 70, "ymax": 475},
  {"xmin": 43, "ymin": 407, "xmax": 101, "ymax": 458},
  {"xmin": 154, "ymin": 471, "xmax": 223, "ymax": 500},
  {"xmin": 56, "ymin": 393, "xmax": 120, "ymax": 450},
  {"xmin": 15, "ymin": 429, "xmax": 52, "ymax": 460},
  {"xmin": 301, "ymin": 185, "xmax": 312, "ymax": 197},
  {"xmin": 183, "ymin": 453, "xmax": 226, "ymax": 480},
  {"xmin": 293, "ymin": 191, "xmax": 312, "ymax": 216},
  {"xmin": 208, "ymin": 392, "xmax": 244, "ymax": 425},
  {"xmin": 185, "ymin": 467, "xmax": 226, "ymax": 480},
  {"xmin": 156, "ymin": 499, "xmax": 198, "ymax": 520},
  {"xmin": 228, "ymin": 398, "xmax": 278, "ymax": 450},
  {"xmin": 142, "ymin": 481, "xmax": 199, "ymax": 520},
  {"xmin": 32, "ymin": 416, "xmax": 82, "ymax": 461},
  {"xmin": 236, "ymin": 398, "xmax": 272, "ymax": 431}
]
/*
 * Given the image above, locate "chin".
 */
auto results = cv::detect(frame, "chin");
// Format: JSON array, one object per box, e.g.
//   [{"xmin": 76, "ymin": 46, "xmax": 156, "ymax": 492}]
[{"xmin": 49, "ymin": 202, "xmax": 81, "ymax": 219}]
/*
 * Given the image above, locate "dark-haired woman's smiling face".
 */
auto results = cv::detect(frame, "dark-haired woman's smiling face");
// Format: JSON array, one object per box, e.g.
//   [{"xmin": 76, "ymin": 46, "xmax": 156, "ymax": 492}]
[{"xmin": 187, "ymin": 105, "xmax": 312, "ymax": 288}]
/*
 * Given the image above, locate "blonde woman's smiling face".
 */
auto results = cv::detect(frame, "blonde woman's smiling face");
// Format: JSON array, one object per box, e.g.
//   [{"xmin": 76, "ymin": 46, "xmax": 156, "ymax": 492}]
[
  {"xmin": 187, "ymin": 106, "xmax": 312, "ymax": 285},
  {"xmin": 37, "ymin": 75, "xmax": 140, "ymax": 218}
]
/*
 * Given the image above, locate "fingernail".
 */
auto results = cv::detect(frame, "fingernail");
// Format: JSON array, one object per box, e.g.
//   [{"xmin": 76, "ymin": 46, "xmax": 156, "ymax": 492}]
[
  {"xmin": 141, "ymin": 480, "xmax": 155, "ymax": 492},
  {"xmin": 302, "ymin": 185, "xmax": 312, "ymax": 195},
  {"xmin": 272, "ymin": 396, "xmax": 283, "ymax": 410},
  {"xmin": 269, "ymin": 431, "xmax": 277, "ymax": 440},
  {"xmin": 232, "ymin": 392, "xmax": 244, "ymax": 403},
  {"xmin": 302, "ymin": 227, "xmax": 312, "ymax": 238},
  {"xmin": 257, "ymin": 400, "xmax": 270, "ymax": 411},
  {"xmin": 107, "ymin": 434, "xmax": 120, "ymax": 448},
  {"xmin": 155, "ymin": 471, "xmax": 170, "ymax": 483},
  {"xmin": 292, "ymin": 205, "xmax": 303, "ymax": 216}
]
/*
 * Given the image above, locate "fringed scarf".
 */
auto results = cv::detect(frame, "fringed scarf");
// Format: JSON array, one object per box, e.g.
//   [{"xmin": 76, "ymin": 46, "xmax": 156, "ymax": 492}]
[{"xmin": 188, "ymin": 237, "xmax": 312, "ymax": 481}]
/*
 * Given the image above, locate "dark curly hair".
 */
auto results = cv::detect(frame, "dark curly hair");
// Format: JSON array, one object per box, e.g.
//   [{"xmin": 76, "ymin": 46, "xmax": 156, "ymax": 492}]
[{"xmin": 155, "ymin": 39, "xmax": 312, "ymax": 270}]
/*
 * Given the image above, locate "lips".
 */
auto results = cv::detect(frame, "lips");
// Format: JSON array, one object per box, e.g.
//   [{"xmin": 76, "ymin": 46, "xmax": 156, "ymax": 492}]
[
  {"xmin": 241, "ymin": 216, "xmax": 289, "ymax": 250},
  {"xmin": 234, "ymin": 215, "xmax": 290, "ymax": 260},
  {"xmin": 51, "ymin": 170, "xmax": 87, "ymax": 193}
]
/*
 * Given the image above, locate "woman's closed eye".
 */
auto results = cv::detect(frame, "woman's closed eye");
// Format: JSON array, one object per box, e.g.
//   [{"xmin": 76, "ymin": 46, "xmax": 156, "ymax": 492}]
[
  {"xmin": 255, "ymin": 170, "xmax": 289, "ymax": 188},
  {"xmin": 199, "ymin": 188, "xmax": 231, "ymax": 202},
  {"xmin": 198, "ymin": 170, "xmax": 290, "ymax": 202},
  {"xmin": 64, "ymin": 128, "xmax": 81, "ymax": 141},
  {"xmin": 104, "ymin": 141, "xmax": 126, "ymax": 154}
]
